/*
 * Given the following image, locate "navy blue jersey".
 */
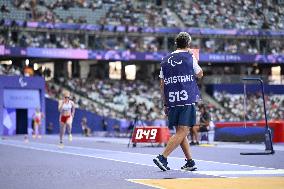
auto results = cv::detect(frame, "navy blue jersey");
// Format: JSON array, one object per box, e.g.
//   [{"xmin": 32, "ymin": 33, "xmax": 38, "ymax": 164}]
[{"xmin": 160, "ymin": 51, "xmax": 201, "ymax": 107}]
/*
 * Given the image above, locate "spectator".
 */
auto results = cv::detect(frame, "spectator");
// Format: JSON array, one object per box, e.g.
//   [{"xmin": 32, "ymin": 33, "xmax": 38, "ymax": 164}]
[
  {"xmin": 0, "ymin": 5, "xmax": 10, "ymax": 13},
  {"xmin": 46, "ymin": 122, "xmax": 54, "ymax": 134},
  {"xmin": 102, "ymin": 117, "xmax": 108, "ymax": 131},
  {"xmin": 81, "ymin": 117, "xmax": 91, "ymax": 137},
  {"xmin": 191, "ymin": 105, "xmax": 211, "ymax": 145},
  {"xmin": 112, "ymin": 124, "xmax": 120, "ymax": 137}
]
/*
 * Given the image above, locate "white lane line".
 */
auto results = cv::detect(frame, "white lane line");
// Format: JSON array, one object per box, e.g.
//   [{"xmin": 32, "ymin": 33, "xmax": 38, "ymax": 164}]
[
  {"xmin": 1, "ymin": 140, "xmax": 283, "ymax": 178},
  {"xmin": 0, "ymin": 140, "xmax": 231, "ymax": 178},
  {"xmin": 4, "ymin": 139, "xmax": 277, "ymax": 170},
  {"xmin": 0, "ymin": 142, "xmax": 157, "ymax": 167},
  {"xmin": 1, "ymin": 141, "xmax": 230, "ymax": 178},
  {"xmin": 197, "ymin": 170, "xmax": 284, "ymax": 175},
  {"xmin": 0, "ymin": 139, "xmax": 279, "ymax": 171},
  {"xmin": 43, "ymin": 135, "xmax": 284, "ymax": 151}
]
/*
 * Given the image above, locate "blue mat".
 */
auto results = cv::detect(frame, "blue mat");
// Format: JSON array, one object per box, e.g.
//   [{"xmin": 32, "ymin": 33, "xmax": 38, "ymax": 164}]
[{"xmin": 214, "ymin": 127, "xmax": 271, "ymax": 142}]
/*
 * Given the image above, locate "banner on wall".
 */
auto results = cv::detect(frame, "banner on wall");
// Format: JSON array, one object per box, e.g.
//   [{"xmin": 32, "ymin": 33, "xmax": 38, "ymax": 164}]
[
  {"xmin": 1, "ymin": 45, "xmax": 284, "ymax": 63},
  {"xmin": 3, "ymin": 19, "xmax": 284, "ymax": 37},
  {"xmin": 3, "ymin": 89, "xmax": 40, "ymax": 108}
]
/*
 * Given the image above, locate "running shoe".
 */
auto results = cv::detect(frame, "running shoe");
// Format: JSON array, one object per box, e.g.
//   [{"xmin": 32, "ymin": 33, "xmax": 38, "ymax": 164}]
[
  {"xmin": 190, "ymin": 141, "xmax": 199, "ymax": 146},
  {"xmin": 153, "ymin": 154, "xmax": 170, "ymax": 171},
  {"xmin": 68, "ymin": 134, "xmax": 72, "ymax": 142},
  {"xmin": 181, "ymin": 159, "xmax": 197, "ymax": 171},
  {"xmin": 58, "ymin": 142, "xmax": 64, "ymax": 148},
  {"xmin": 24, "ymin": 135, "xmax": 29, "ymax": 142}
]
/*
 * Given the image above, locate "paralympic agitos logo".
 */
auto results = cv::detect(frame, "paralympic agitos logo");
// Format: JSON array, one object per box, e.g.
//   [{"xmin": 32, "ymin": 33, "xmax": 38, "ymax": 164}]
[
  {"xmin": 167, "ymin": 56, "xmax": 183, "ymax": 67},
  {"xmin": 19, "ymin": 77, "xmax": 27, "ymax": 87}
]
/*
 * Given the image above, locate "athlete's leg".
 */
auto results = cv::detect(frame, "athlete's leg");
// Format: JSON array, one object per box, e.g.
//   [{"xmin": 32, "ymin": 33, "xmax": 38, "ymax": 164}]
[
  {"xmin": 162, "ymin": 126, "xmax": 189, "ymax": 158},
  {"xmin": 59, "ymin": 122, "xmax": 66, "ymax": 143},
  {"xmin": 188, "ymin": 127, "xmax": 193, "ymax": 141},
  {"xmin": 180, "ymin": 133, "xmax": 197, "ymax": 171},
  {"xmin": 66, "ymin": 123, "xmax": 72, "ymax": 135},
  {"xmin": 34, "ymin": 124, "xmax": 39, "ymax": 138},
  {"xmin": 180, "ymin": 127, "xmax": 197, "ymax": 171},
  {"xmin": 180, "ymin": 132, "xmax": 192, "ymax": 160},
  {"xmin": 32, "ymin": 123, "xmax": 36, "ymax": 138},
  {"xmin": 66, "ymin": 119, "xmax": 73, "ymax": 141},
  {"xmin": 192, "ymin": 126, "xmax": 199, "ymax": 143},
  {"xmin": 37, "ymin": 124, "xmax": 42, "ymax": 138}
]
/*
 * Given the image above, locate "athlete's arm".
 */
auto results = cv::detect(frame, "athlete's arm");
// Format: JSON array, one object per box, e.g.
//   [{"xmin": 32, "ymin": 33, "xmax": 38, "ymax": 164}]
[
  {"xmin": 196, "ymin": 70, "xmax": 203, "ymax": 78},
  {"xmin": 71, "ymin": 101, "xmax": 75, "ymax": 118},
  {"xmin": 160, "ymin": 67, "xmax": 168, "ymax": 115},
  {"xmin": 160, "ymin": 79, "xmax": 169, "ymax": 116},
  {"xmin": 159, "ymin": 67, "xmax": 167, "ymax": 107},
  {"xmin": 160, "ymin": 79, "xmax": 166, "ymax": 107},
  {"xmin": 58, "ymin": 100, "xmax": 63, "ymax": 112},
  {"xmin": 193, "ymin": 55, "xmax": 203, "ymax": 78}
]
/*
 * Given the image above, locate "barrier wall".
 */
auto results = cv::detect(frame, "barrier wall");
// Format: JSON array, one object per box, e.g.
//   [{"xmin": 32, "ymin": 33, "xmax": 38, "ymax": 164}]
[
  {"xmin": 1, "ymin": 45, "xmax": 284, "ymax": 64},
  {"xmin": 3, "ymin": 19, "xmax": 284, "ymax": 37},
  {"xmin": 45, "ymin": 98, "xmax": 167, "ymax": 134},
  {"xmin": 46, "ymin": 98, "xmax": 119, "ymax": 134},
  {"xmin": 215, "ymin": 120, "xmax": 284, "ymax": 143}
]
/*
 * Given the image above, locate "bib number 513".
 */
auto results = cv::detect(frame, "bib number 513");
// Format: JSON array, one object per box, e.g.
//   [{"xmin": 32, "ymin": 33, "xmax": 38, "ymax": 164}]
[{"xmin": 169, "ymin": 90, "xmax": 188, "ymax": 102}]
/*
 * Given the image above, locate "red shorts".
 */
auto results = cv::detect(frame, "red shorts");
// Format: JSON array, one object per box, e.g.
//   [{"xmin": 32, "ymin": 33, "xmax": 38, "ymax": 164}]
[
  {"xmin": 34, "ymin": 118, "xmax": 41, "ymax": 125},
  {"xmin": 60, "ymin": 115, "xmax": 71, "ymax": 124}
]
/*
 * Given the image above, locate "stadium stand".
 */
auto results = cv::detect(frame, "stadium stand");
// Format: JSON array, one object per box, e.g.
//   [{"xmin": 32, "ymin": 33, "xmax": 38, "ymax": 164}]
[
  {"xmin": 1, "ymin": 0, "xmax": 283, "ymax": 29},
  {"xmin": 213, "ymin": 91, "xmax": 284, "ymax": 121},
  {"xmin": 170, "ymin": 0, "xmax": 284, "ymax": 29}
]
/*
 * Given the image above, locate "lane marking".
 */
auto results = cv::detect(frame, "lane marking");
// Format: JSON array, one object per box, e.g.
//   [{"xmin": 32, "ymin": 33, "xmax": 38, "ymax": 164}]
[
  {"xmin": 2, "ymin": 139, "xmax": 277, "ymax": 170},
  {"xmin": 1, "ymin": 139, "xmax": 283, "ymax": 178},
  {"xmin": 1, "ymin": 141, "xmax": 230, "ymax": 178},
  {"xmin": 0, "ymin": 142, "xmax": 158, "ymax": 168},
  {"xmin": 196, "ymin": 170, "xmax": 284, "ymax": 175},
  {"xmin": 198, "ymin": 144, "xmax": 216, "ymax": 147}
]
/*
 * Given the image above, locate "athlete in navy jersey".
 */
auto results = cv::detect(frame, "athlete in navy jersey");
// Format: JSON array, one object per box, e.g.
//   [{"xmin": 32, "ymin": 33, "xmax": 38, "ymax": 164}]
[{"xmin": 153, "ymin": 32, "xmax": 203, "ymax": 171}]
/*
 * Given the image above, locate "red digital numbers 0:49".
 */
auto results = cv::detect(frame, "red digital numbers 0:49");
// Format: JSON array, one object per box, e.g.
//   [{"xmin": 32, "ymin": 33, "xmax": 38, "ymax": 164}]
[{"xmin": 135, "ymin": 129, "xmax": 157, "ymax": 140}]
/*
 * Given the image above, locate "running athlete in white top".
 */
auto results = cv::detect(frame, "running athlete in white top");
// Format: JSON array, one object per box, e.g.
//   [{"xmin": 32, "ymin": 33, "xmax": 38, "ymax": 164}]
[
  {"xmin": 32, "ymin": 108, "xmax": 44, "ymax": 139},
  {"xmin": 58, "ymin": 91, "xmax": 75, "ymax": 147}
]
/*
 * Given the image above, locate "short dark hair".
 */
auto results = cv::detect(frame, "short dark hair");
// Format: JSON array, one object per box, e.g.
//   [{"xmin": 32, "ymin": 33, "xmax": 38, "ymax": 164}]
[
  {"xmin": 199, "ymin": 104, "xmax": 206, "ymax": 111},
  {"xmin": 175, "ymin": 32, "xmax": 191, "ymax": 49}
]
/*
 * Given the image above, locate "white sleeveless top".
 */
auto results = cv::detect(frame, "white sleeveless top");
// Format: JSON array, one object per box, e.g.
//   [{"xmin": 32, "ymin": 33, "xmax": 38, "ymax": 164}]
[
  {"xmin": 34, "ymin": 112, "xmax": 42, "ymax": 120},
  {"xmin": 61, "ymin": 101, "xmax": 73, "ymax": 114}
]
